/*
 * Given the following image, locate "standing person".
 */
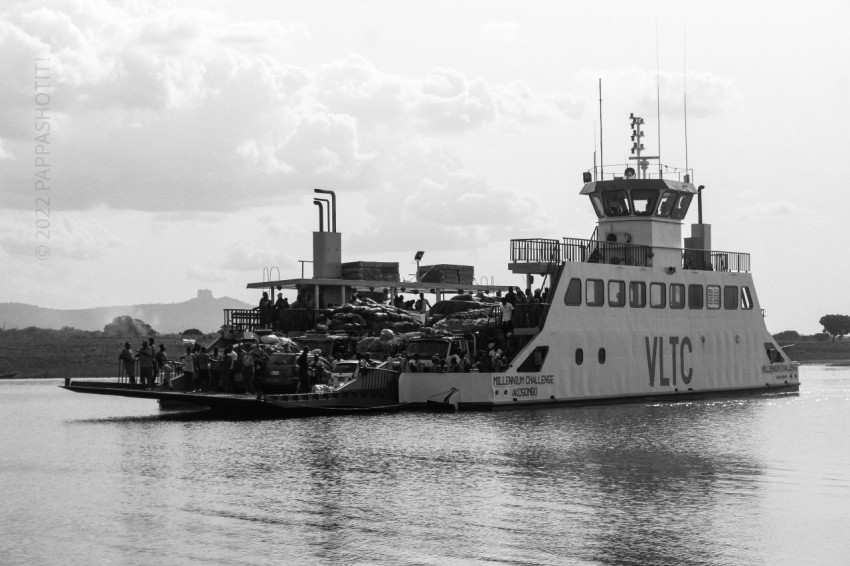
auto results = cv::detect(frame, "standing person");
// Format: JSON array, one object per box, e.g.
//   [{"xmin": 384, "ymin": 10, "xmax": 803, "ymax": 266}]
[
  {"xmin": 460, "ymin": 353, "xmax": 472, "ymax": 373},
  {"xmin": 180, "ymin": 347, "xmax": 195, "ymax": 392},
  {"xmin": 257, "ymin": 291, "xmax": 273, "ymax": 328},
  {"xmin": 136, "ymin": 341, "xmax": 154, "ymax": 389},
  {"xmin": 415, "ymin": 293, "xmax": 431, "ymax": 314},
  {"xmin": 297, "ymin": 347, "xmax": 310, "ymax": 393},
  {"xmin": 241, "ymin": 345, "xmax": 256, "ymax": 395},
  {"xmin": 311, "ymin": 355, "xmax": 326, "ymax": 388},
  {"xmin": 501, "ymin": 297, "xmax": 514, "ymax": 339},
  {"xmin": 274, "ymin": 294, "xmax": 290, "ymax": 332},
  {"xmin": 505, "ymin": 286, "xmax": 518, "ymax": 306},
  {"xmin": 228, "ymin": 345, "xmax": 239, "ymax": 393},
  {"xmin": 210, "ymin": 347, "xmax": 223, "ymax": 392},
  {"xmin": 118, "ymin": 342, "xmax": 136, "ymax": 384},
  {"xmin": 272, "ymin": 293, "xmax": 285, "ymax": 331},
  {"xmin": 221, "ymin": 345, "xmax": 234, "ymax": 393},
  {"xmin": 148, "ymin": 337, "xmax": 158, "ymax": 381},
  {"xmin": 196, "ymin": 347, "xmax": 211, "ymax": 392},
  {"xmin": 249, "ymin": 343, "xmax": 268, "ymax": 394},
  {"xmin": 155, "ymin": 344, "xmax": 169, "ymax": 388}
]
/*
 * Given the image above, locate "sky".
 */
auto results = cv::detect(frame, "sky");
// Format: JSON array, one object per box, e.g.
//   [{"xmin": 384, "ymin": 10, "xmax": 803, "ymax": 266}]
[{"xmin": 1, "ymin": 0, "xmax": 848, "ymax": 334}]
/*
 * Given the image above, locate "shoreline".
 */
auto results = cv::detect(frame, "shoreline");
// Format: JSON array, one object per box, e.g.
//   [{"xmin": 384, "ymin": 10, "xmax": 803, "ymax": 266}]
[{"xmin": 3, "ymin": 359, "xmax": 850, "ymax": 380}]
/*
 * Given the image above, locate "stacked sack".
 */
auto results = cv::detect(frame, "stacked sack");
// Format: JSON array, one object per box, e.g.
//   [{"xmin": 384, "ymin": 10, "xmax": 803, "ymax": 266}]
[
  {"xmin": 433, "ymin": 306, "xmax": 500, "ymax": 332},
  {"xmin": 325, "ymin": 297, "xmax": 421, "ymax": 335},
  {"xmin": 356, "ymin": 328, "xmax": 408, "ymax": 357}
]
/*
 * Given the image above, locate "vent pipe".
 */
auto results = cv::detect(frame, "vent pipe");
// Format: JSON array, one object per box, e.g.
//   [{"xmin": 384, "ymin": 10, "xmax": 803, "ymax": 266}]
[
  {"xmin": 313, "ymin": 199, "xmax": 325, "ymax": 232},
  {"xmin": 314, "ymin": 188, "xmax": 336, "ymax": 232}
]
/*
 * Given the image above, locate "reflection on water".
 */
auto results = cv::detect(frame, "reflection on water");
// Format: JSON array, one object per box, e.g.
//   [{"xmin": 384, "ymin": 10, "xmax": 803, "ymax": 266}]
[{"xmin": 0, "ymin": 371, "xmax": 848, "ymax": 566}]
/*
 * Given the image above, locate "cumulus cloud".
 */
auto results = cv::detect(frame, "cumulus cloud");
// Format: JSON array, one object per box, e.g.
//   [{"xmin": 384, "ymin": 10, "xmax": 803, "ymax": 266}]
[
  {"xmin": 0, "ymin": 3, "xmax": 580, "ymax": 213},
  {"xmin": 577, "ymin": 67, "xmax": 741, "ymax": 119}
]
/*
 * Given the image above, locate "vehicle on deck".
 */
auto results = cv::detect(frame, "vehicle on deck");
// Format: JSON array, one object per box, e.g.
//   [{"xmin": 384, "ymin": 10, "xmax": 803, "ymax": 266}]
[
  {"xmin": 405, "ymin": 333, "xmax": 475, "ymax": 372},
  {"xmin": 329, "ymin": 360, "xmax": 359, "ymax": 386},
  {"xmin": 258, "ymin": 352, "xmax": 332, "ymax": 393}
]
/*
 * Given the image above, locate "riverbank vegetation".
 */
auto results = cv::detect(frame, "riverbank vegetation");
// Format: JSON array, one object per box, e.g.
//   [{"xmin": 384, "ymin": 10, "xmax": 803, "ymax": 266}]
[
  {"xmin": 0, "ymin": 323, "xmax": 218, "ymax": 378},
  {"xmin": 1, "ymin": 323, "xmax": 849, "ymax": 378}
]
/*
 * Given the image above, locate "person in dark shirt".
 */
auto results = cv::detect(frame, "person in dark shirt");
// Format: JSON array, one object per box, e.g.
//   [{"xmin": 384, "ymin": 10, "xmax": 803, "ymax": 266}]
[
  {"xmin": 118, "ymin": 342, "xmax": 136, "ymax": 384},
  {"xmin": 297, "ymin": 348, "xmax": 310, "ymax": 393},
  {"xmin": 155, "ymin": 344, "xmax": 169, "ymax": 388},
  {"xmin": 257, "ymin": 292, "xmax": 273, "ymax": 328},
  {"xmin": 136, "ymin": 342, "xmax": 154, "ymax": 389}
]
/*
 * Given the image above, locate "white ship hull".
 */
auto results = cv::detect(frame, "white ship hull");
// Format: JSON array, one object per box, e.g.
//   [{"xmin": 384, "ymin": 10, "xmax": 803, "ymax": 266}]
[{"xmin": 400, "ymin": 261, "xmax": 799, "ymax": 408}]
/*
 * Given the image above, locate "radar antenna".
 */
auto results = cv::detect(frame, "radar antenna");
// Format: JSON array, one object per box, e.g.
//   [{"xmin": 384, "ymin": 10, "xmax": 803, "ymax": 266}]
[{"xmin": 628, "ymin": 114, "xmax": 659, "ymax": 179}]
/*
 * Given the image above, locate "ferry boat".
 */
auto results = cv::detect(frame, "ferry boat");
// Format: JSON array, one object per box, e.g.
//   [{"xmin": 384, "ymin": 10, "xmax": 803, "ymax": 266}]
[
  {"xmin": 63, "ymin": 112, "xmax": 798, "ymax": 414},
  {"xmin": 399, "ymin": 113, "xmax": 798, "ymax": 409}
]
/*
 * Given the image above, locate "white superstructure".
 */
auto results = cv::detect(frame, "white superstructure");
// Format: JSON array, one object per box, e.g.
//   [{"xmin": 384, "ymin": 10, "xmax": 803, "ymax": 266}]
[{"xmin": 399, "ymin": 115, "xmax": 799, "ymax": 409}]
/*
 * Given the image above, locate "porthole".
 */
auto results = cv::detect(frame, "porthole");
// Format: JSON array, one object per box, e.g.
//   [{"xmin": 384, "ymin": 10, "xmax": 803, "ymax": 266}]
[
  {"xmin": 575, "ymin": 348, "xmax": 584, "ymax": 365},
  {"xmin": 598, "ymin": 348, "xmax": 606, "ymax": 364}
]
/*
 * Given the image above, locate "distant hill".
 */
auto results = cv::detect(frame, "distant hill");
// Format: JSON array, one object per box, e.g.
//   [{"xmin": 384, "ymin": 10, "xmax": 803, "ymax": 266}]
[{"xmin": 0, "ymin": 291, "xmax": 253, "ymax": 334}]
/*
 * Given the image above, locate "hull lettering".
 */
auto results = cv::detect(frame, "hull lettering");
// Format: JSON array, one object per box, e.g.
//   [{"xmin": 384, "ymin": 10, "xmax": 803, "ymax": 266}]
[{"xmin": 645, "ymin": 336, "xmax": 694, "ymax": 387}]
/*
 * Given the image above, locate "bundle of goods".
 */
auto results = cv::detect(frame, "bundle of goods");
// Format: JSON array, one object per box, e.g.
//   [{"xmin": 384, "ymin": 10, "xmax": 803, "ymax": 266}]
[
  {"xmin": 428, "ymin": 300, "xmax": 487, "ymax": 323},
  {"xmin": 356, "ymin": 329, "xmax": 408, "ymax": 357},
  {"xmin": 341, "ymin": 261, "xmax": 400, "ymax": 282},
  {"xmin": 433, "ymin": 306, "xmax": 500, "ymax": 332},
  {"xmin": 324, "ymin": 298, "xmax": 421, "ymax": 335},
  {"xmin": 416, "ymin": 264, "xmax": 474, "ymax": 284}
]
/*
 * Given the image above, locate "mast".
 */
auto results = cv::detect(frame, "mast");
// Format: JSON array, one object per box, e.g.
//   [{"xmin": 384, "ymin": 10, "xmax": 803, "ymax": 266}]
[
  {"xmin": 683, "ymin": 25, "xmax": 690, "ymax": 181},
  {"xmin": 656, "ymin": 19, "xmax": 663, "ymax": 179},
  {"xmin": 598, "ymin": 78, "xmax": 604, "ymax": 180}
]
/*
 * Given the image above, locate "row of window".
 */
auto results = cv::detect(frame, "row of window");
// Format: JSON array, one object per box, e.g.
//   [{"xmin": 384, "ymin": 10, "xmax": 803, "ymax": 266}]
[
  {"xmin": 590, "ymin": 188, "xmax": 693, "ymax": 219},
  {"xmin": 564, "ymin": 278, "xmax": 754, "ymax": 310}
]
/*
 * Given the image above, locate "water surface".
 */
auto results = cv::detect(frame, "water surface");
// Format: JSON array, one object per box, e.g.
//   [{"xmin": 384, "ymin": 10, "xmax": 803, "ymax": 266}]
[{"xmin": 2, "ymin": 366, "xmax": 849, "ymax": 565}]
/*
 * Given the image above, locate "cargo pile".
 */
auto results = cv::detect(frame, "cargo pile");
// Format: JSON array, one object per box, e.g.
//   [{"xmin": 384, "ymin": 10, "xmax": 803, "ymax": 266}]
[
  {"xmin": 341, "ymin": 261, "xmax": 400, "ymax": 282},
  {"xmin": 416, "ymin": 264, "xmax": 474, "ymax": 284},
  {"xmin": 357, "ymin": 329, "xmax": 408, "ymax": 357},
  {"xmin": 324, "ymin": 298, "xmax": 421, "ymax": 335},
  {"xmin": 433, "ymin": 306, "xmax": 500, "ymax": 332}
]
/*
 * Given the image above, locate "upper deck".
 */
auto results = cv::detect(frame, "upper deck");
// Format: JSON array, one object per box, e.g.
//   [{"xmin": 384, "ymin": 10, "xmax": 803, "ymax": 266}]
[
  {"xmin": 510, "ymin": 112, "xmax": 750, "ymax": 276},
  {"xmin": 509, "ymin": 237, "xmax": 750, "ymax": 274}
]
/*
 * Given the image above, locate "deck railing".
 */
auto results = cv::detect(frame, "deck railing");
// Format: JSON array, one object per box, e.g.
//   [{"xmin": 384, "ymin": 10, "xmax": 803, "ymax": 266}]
[
  {"xmin": 510, "ymin": 238, "xmax": 750, "ymax": 273},
  {"xmin": 222, "ymin": 308, "xmax": 328, "ymax": 334}
]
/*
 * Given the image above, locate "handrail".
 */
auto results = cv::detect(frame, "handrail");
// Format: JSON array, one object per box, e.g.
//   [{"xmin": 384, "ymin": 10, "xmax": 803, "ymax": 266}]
[{"xmin": 510, "ymin": 238, "xmax": 750, "ymax": 273}]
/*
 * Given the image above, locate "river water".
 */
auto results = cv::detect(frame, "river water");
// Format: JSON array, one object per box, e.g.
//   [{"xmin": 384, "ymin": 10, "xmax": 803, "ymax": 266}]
[{"xmin": 1, "ymin": 365, "xmax": 849, "ymax": 566}]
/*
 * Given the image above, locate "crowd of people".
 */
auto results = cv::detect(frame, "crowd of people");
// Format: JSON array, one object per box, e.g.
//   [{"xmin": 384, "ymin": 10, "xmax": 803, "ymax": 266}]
[
  {"xmin": 117, "ymin": 284, "xmax": 551, "ymax": 392},
  {"xmin": 118, "ymin": 338, "xmax": 170, "ymax": 389}
]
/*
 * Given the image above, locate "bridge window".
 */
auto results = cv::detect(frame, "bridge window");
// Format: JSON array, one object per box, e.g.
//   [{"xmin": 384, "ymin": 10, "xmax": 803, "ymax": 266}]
[
  {"xmin": 564, "ymin": 278, "xmax": 582, "ymax": 306},
  {"xmin": 575, "ymin": 348, "xmax": 584, "ymax": 365},
  {"xmin": 650, "ymin": 282, "xmax": 666, "ymax": 308},
  {"xmin": 656, "ymin": 190, "xmax": 677, "ymax": 217},
  {"xmin": 590, "ymin": 195, "xmax": 605, "ymax": 218},
  {"xmin": 608, "ymin": 280, "xmax": 625, "ymax": 307},
  {"xmin": 602, "ymin": 190, "xmax": 631, "ymax": 217},
  {"xmin": 741, "ymin": 286, "xmax": 754, "ymax": 310},
  {"xmin": 707, "ymin": 285, "xmax": 721, "ymax": 309},
  {"xmin": 724, "ymin": 286, "xmax": 738, "ymax": 310},
  {"xmin": 670, "ymin": 284, "xmax": 685, "ymax": 309},
  {"xmin": 631, "ymin": 189, "xmax": 659, "ymax": 216},
  {"xmin": 598, "ymin": 348, "xmax": 606, "ymax": 364},
  {"xmin": 629, "ymin": 281, "xmax": 646, "ymax": 307},
  {"xmin": 586, "ymin": 279, "xmax": 604, "ymax": 306},
  {"xmin": 670, "ymin": 193, "xmax": 694, "ymax": 220},
  {"xmin": 688, "ymin": 284, "xmax": 704, "ymax": 309}
]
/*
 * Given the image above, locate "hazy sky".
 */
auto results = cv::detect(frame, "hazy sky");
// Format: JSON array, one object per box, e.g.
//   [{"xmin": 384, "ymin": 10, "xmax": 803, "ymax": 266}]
[{"xmin": 1, "ymin": 0, "xmax": 848, "ymax": 334}]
